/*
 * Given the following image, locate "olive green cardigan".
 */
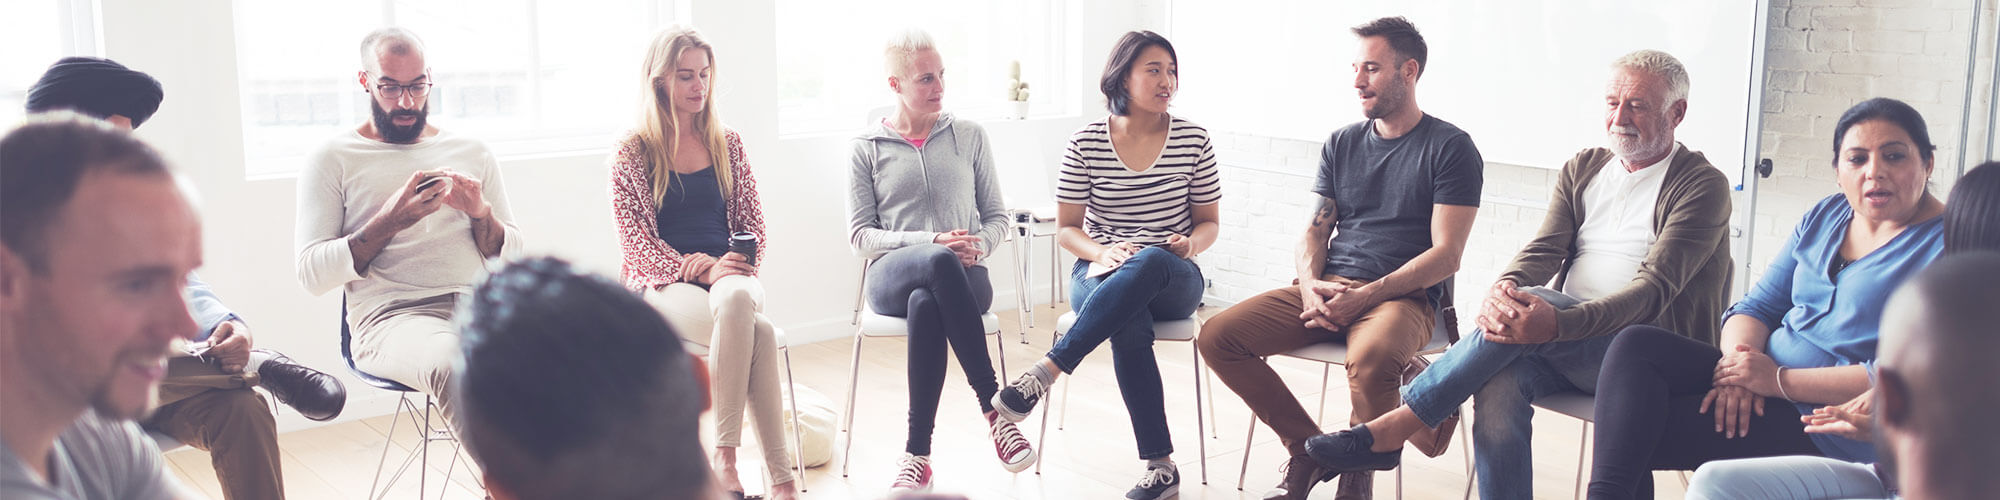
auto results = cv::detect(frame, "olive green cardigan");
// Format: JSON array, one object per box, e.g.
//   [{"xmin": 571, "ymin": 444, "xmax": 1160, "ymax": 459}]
[{"xmin": 1499, "ymin": 144, "xmax": 1734, "ymax": 346}]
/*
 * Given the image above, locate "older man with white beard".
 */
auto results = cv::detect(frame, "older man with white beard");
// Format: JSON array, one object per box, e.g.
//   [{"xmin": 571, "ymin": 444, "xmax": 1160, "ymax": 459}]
[{"xmin": 1301, "ymin": 49, "xmax": 1735, "ymax": 499}]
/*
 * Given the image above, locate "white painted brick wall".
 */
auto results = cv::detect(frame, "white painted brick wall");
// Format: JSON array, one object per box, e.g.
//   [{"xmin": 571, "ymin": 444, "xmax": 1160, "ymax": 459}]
[
  {"xmin": 1198, "ymin": 0, "xmax": 1997, "ymax": 320},
  {"xmin": 1202, "ymin": 131, "xmax": 1554, "ymax": 318},
  {"xmin": 1749, "ymin": 0, "xmax": 1996, "ymax": 280}
]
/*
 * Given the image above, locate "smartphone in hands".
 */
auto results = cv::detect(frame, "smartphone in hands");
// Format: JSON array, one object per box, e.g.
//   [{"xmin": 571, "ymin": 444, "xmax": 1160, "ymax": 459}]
[{"xmin": 416, "ymin": 174, "xmax": 447, "ymax": 192}]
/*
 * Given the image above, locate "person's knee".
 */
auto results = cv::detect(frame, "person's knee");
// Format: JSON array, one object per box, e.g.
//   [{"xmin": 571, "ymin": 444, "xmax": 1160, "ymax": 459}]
[
  {"xmin": 915, "ymin": 244, "xmax": 960, "ymax": 270},
  {"xmin": 1345, "ymin": 353, "xmax": 1405, "ymax": 390},
  {"xmin": 710, "ymin": 276, "xmax": 763, "ymax": 314},
  {"xmin": 1196, "ymin": 319, "xmax": 1249, "ymax": 361},
  {"xmin": 1125, "ymin": 246, "xmax": 1175, "ymax": 268},
  {"xmin": 1684, "ymin": 461, "xmax": 1751, "ymax": 500},
  {"xmin": 210, "ymin": 389, "xmax": 278, "ymax": 437},
  {"xmin": 1109, "ymin": 324, "xmax": 1157, "ymax": 351},
  {"xmin": 1604, "ymin": 325, "xmax": 1672, "ymax": 365},
  {"xmin": 905, "ymin": 288, "xmax": 937, "ymax": 317},
  {"xmin": 1469, "ymin": 373, "xmax": 1532, "ymax": 435}
]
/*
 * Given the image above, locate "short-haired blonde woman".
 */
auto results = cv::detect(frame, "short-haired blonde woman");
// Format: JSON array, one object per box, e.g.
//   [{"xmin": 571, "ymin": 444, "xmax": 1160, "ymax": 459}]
[
  {"xmin": 609, "ymin": 27, "xmax": 795, "ymax": 500},
  {"xmin": 845, "ymin": 28, "xmax": 1034, "ymax": 493}
]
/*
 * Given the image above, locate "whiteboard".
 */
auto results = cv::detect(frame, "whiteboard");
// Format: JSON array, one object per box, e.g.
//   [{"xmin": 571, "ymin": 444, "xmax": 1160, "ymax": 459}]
[{"xmin": 1168, "ymin": 0, "xmax": 1759, "ymax": 183}]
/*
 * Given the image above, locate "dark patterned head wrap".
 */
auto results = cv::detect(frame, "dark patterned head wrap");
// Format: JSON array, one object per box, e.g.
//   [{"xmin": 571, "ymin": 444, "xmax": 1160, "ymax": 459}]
[{"xmin": 25, "ymin": 57, "xmax": 165, "ymax": 129}]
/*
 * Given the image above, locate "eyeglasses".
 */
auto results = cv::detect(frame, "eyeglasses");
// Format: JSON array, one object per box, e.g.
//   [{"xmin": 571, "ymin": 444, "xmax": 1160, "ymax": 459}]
[{"xmin": 373, "ymin": 82, "xmax": 433, "ymax": 99}]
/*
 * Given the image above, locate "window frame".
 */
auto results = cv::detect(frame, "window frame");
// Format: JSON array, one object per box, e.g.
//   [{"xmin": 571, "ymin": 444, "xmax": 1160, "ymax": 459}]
[
  {"xmin": 772, "ymin": 0, "xmax": 1078, "ymax": 138},
  {"xmin": 232, "ymin": 0, "xmax": 682, "ymax": 179}
]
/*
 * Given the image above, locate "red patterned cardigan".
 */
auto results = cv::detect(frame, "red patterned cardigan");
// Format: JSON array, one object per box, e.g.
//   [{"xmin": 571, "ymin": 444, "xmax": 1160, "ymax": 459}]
[{"xmin": 610, "ymin": 129, "xmax": 768, "ymax": 291}]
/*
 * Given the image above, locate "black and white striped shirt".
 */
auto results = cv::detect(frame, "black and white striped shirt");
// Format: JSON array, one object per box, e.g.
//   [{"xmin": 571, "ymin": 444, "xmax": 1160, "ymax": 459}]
[{"xmin": 1056, "ymin": 117, "xmax": 1221, "ymax": 247}]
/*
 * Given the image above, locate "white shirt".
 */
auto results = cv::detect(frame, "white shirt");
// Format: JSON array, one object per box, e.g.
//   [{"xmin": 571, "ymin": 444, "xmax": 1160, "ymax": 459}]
[
  {"xmin": 294, "ymin": 129, "xmax": 525, "ymax": 325},
  {"xmin": 1563, "ymin": 143, "xmax": 1677, "ymax": 300}
]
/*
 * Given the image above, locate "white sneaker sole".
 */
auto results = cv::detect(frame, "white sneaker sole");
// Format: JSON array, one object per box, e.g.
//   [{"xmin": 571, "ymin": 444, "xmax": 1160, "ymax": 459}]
[
  {"xmin": 1000, "ymin": 447, "xmax": 1038, "ymax": 473},
  {"xmin": 990, "ymin": 393, "xmax": 1034, "ymax": 423},
  {"xmin": 1130, "ymin": 483, "xmax": 1179, "ymax": 499}
]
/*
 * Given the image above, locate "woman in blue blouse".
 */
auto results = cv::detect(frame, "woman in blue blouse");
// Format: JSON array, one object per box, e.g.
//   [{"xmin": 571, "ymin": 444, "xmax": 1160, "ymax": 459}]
[{"xmin": 1584, "ymin": 98, "xmax": 1947, "ymax": 500}]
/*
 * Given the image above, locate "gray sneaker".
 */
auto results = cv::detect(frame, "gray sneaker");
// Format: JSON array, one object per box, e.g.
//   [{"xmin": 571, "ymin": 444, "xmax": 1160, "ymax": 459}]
[
  {"xmin": 1126, "ymin": 462, "xmax": 1180, "ymax": 500},
  {"xmin": 991, "ymin": 371, "xmax": 1046, "ymax": 422}
]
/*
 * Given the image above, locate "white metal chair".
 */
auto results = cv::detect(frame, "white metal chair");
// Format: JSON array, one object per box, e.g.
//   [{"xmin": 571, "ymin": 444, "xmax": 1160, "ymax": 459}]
[
  {"xmin": 839, "ymin": 259, "xmax": 1011, "ymax": 477},
  {"xmin": 1008, "ymin": 209, "xmax": 1065, "ymax": 318},
  {"xmin": 1235, "ymin": 282, "xmax": 1471, "ymax": 499},
  {"xmin": 340, "ymin": 304, "xmax": 477, "ymax": 500},
  {"xmin": 1525, "ymin": 390, "xmax": 1688, "ymax": 500},
  {"xmin": 681, "ymin": 317, "xmax": 808, "ymax": 493},
  {"xmin": 1007, "ymin": 209, "xmax": 1061, "ymax": 333},
  {"xmin": 1031, "ymin": 311, "xmax": 1213, "ymax": 484}
]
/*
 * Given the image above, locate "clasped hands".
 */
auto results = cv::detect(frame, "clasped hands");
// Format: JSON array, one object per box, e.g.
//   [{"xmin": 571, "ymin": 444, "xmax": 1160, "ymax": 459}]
[{"xmin": 1093, "ymin": 234, "xmax": 1195, "ymax": 268}]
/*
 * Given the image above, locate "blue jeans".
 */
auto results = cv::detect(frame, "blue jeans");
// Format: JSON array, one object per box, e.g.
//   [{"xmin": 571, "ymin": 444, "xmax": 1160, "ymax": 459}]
[
  {"xmin": 1050, "ymin": 246, "xmax": 1204, "ymax": 460},
  {"xmin": 1399, "ymin": 287, "xmax": 1617, "ymax": 499},
  {"xmin": 1686, "ymin": 456, "xmax": 1889, "ymax": 500}
]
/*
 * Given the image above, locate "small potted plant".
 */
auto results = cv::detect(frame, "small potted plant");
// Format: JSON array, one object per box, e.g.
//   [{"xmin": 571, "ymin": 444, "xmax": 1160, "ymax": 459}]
[{"xmin": 1004, "ymin": 60, "xmax": 1030, "ymax": 119}]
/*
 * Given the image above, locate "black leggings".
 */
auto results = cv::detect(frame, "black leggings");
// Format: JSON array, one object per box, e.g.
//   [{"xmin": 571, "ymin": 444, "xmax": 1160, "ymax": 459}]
[
  {"xmin": 866, "ymin": 244, "xmax": 997, "ymax": 456},
  {"xmin": 1588, "ymin": 325, "xmax": 1822, "ymax": 500}
]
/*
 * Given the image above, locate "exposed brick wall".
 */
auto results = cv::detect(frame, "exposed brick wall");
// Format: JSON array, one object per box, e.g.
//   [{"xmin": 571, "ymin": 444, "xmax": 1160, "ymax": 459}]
[
  {"xmin": 1200, "ymin": 0, "xmax": 1998, "ymax": 318},
  {"xmin": 1203, "ymin": 131, "xmax": 1557, "ymax": 317},
  {"xmin": 1753, "ymin": 0, "xmax": 1997, "ymax": 276}
]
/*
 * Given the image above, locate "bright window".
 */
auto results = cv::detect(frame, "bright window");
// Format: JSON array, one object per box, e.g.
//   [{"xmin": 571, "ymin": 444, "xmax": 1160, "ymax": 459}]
[
  {"xmin": 1, "ymin": 0, "xmax": 97, "ymax": 126},
  {"xmin": 775, "ymin": 0, "xmax": 1074, "ymax": 136},
  {"xmin": 234, "ymin": 0, "xmax": 679, "ymax": 178}
]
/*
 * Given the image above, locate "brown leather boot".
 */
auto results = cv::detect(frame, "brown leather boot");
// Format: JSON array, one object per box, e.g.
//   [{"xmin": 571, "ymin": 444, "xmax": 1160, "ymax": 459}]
[
  {"xmin": 1262, "ymin": 453, "xmax": 1338, "ymax": 500},
  {"xmin": 1333, "ymin": 470, "xmax": 1373, "ymax": 500},
  {"xmin": 1402, "ymin": 356, "xmax": 1459, "ymax": 458}
]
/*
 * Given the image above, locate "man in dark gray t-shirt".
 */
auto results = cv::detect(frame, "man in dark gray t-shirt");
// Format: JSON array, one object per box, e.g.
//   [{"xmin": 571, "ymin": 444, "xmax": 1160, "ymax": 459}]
[
  {"xmin": 1197, "ymin": 16, "xmax": 1482, "ymax": 500},
  {"xmin": 1314, "ymin": 114, "xmax": 1484, "ymax": 289}
]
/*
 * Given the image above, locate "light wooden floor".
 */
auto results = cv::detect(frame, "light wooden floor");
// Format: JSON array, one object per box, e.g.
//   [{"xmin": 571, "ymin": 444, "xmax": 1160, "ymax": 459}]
[{"xmin": 165, "ymin": 304, "xmax": 1691, "ymax": 499}]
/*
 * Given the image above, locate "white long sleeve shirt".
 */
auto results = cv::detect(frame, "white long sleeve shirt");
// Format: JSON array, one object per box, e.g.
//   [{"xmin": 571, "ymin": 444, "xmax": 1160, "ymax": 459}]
[{"xmin": 294, "ymin": 129, "xmax": 524, "ymax": 323}]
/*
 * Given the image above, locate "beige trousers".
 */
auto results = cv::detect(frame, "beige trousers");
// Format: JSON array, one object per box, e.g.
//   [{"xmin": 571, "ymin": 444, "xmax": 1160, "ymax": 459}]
[
  {"xmin": 352, "ymin": 293, "xmax": 462, "ymax": 430},
  {"xmin": 645, "ymin": 276, "xmax": 794, "ymax": 485}
]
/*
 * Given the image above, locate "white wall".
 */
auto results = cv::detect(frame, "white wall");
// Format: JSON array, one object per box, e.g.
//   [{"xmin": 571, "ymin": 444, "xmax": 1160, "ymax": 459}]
[
  {"xmin": 1197, "ymin": 1, "xmax": 1999, "ymax": 317},
  {"xmin": 93, "ymin": 0, "xmax": 1159, "ymax": 431},
  {"xmin": 1747, "ymin": 0, "xmax": 1996, "ymax": 278}
]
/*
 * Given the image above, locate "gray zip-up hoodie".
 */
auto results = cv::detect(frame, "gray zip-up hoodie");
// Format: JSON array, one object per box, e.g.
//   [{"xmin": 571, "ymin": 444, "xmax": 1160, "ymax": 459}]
[{"xmin": 846, "ymin": 112, "xmax": 1010, "ymax": 261}]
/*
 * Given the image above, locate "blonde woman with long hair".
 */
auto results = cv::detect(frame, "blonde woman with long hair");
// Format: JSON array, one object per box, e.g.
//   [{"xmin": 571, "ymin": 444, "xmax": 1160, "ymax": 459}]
[{"xmin": 609, "ymin": 27, "xmax": 794, "ymax": 500}]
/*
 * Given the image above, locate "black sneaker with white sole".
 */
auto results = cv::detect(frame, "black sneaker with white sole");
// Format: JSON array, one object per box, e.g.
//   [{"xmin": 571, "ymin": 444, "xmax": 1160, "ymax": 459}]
[
  {"xmin": 991, "ymin": 371, "xmax": 1047, "ymax": 422},
  {"xmin": 1125, "ymin": 462, "xmax": 1180, "ymax": 500}
]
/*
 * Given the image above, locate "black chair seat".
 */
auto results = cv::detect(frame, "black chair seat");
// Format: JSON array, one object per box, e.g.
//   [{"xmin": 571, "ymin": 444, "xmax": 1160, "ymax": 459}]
[{"xmin": 339, "ymin": 301, "xmax": 419, "ymax": 393}]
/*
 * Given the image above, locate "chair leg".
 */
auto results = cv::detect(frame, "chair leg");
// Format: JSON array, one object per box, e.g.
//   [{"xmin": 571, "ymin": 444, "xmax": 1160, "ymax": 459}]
[
  {"xmin": 1013, "ymin": 228, "xmax": 1035, "ymax": 335},
  {"xmin": 1395, "ymin": 461, "xmax": 1404, "ymax": 500},
  {"xmin": 432, "ymin": 398, "xmax": 481, "ymax": 499},
  {"xmin": 381, "ymin": 397, "xmax": 433, "ymax": 500},
  {"xmin": 1460, "ymin": 407, "xmax": 1474, "ymax": 500},
  {"xmin": 1048, "ymin": 240, "xmax": 1059, "ymax": 308},
  {"xmin": 1237, "ymin": 417, "xmax": 1256, "ymax": 490},
  {"xmin": 1573, "ymin": 421, "xmax": 1591, "ymax": 500},
  {"xmin": 1316, "ymin": 365, "xmax": 1331, "ymax": 425},
  {"xmin": 1206, "ymin": 366, "xmax": 1218, "ymax": 439},
  {"xmin": 841, "ymin": 333, "xmax": 865, "ymax": 478},
  {"xmin": 1192, "ymin": 342, "xmax": 1208, "ymax": 485},
  {"xmin": 853, "ymin": 260, "xmax": 871, "ymax": 326},
  {"xmin": 993, "ymin": 331, "xmax": 1008, "ymax": 380},
  {"xmin": 1035, "ymin": 378, "xmax": 1055, "ymax": 475},
  {"xmin": 782, "ymin": 346, "xmax": 807, "ymax": 492},
  {"xmin": 418, "ymin": 397, "xmax": 430, "ymax": 499},
  {"xmin": 1050, "ymin": 242, "xmax": 1065, "ymax": 306},
  {"xmin": 366, "ymin": 394, "xmax": 408, "ymax": 500},
  {"xmin": 1053, "ymin": 331, "xmax": 1070, "ymax": 429}
]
